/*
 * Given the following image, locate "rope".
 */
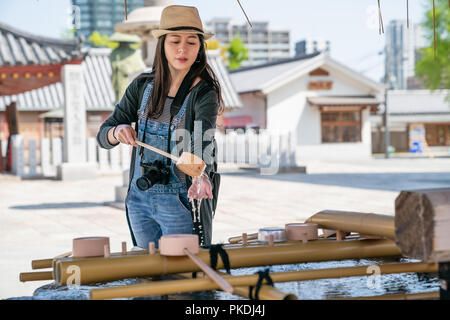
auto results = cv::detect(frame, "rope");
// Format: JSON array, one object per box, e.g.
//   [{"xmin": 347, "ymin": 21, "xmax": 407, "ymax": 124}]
[
  {"xmin": 207, "ymin": 244, "xmax": 231, "ymax": 274},
  {"xmin": 236, "ymin": 0, "xmax": 253, "ymax": 28},
  {"xmin": 249, "ymin": 268, "xmax": 274, "ymax": 300},
  {"xmin": 377, "ymin": 0, "xmax": 384, "ymax": 35},
  {"xmin": 407, "ymin": 0, "xmax": 409, "ymax": 28}
]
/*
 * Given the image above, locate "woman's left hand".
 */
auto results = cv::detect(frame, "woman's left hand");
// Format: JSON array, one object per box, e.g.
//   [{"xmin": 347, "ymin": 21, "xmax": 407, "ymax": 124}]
[{"xmin": 188, "ymin": 171, "xmax": 213, "ymax": 200}]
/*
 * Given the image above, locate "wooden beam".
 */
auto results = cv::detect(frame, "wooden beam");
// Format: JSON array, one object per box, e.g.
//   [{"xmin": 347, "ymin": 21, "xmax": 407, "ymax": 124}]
[
  {"xmin": 395, "ymin": 188, "xmax": 450, "ymax": 262},
  {"xmin": 0, "ymin": 58, "xmax": 83, "ymax": 95},
  {"xmin": 5, "ymin": 102, "xmax": 19, "ymax": 135}
]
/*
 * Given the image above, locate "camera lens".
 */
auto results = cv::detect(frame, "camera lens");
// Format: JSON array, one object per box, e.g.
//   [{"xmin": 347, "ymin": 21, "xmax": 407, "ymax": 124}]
[{"xmin": 136, "ymin": 176, "xmax": 151, "ymax": 191}]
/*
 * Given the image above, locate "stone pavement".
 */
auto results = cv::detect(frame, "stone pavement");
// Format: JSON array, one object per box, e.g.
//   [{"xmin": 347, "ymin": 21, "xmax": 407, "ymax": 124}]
[{"xmin": 1, "ymin": 156, "xmax": 450, "ymax": 299}]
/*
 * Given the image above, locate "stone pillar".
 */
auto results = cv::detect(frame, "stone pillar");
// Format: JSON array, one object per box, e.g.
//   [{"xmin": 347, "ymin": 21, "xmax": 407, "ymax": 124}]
[
  {"xmin": 11, "ymin": 134, "xmax": 24, "ymax": 176},
  {"xmin": 57, "ymin": 64, "xmax": 96, "ymax": 180}
]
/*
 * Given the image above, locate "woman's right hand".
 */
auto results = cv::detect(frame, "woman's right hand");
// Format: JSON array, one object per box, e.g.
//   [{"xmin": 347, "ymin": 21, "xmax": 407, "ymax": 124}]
[{"xmin": 112, "ymin": 124, "xmax": 138, "ymax": 147}]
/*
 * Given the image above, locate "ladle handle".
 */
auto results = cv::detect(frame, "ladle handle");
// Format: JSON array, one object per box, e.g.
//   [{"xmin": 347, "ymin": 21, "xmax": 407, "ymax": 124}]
[
  {"xmin": 228, "ymin": 233, "xmax": 258, "ymax": 244},
  {"xmin": 136, "ymin": 141, "xmax": 179, "ymax": 162},
  {"xmin": 183, "ymin": 248, "xmax": 233, "ymax": 293}
]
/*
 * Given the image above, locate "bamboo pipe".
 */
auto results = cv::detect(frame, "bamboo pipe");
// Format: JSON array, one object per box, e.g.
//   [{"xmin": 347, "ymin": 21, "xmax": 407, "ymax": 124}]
[
  {"xmin": 20, "ymin": 271, "xmax": 53, "ymax": 282},
  {"xmin": 331, "ymin": 291, "xmax": 439, "ymax": 300},
  {"xmin": 31, "ymin": 238, "xmax": 332, "ymax": 270},
  {"xmin": 223, "ymin": 237, "xmax": 341, "ymax": 249},
  {"xmin": 91, "ymin": 271, "xmax": 298, "ymax": 300},
  {"xmin": 306, "ymin": 210, "xmax": 395, "ymax": 240},
  {"xmin": 89, "ymin": 262, "xmax": 434, "ymax": 300},
  {"xmin": 31, "ymin": 251, "xmax": 72, "ymax": 270},
  {"xmin": 32, "ymin": 259, "xmax": 53, "ymax": 270},
  {"xmin": 56, "ymin": 239, "xmax": 401, "ymax": 286},
  {"xmin": 216, "ymin": 271, "xmax": 297, "ymax": 300},
  {"xmin": 230, "ymin": 283, "xmax": 297, "ymax": 300},
  {"xmin": 228, "ymin": 233, "xmax": 258, "ymax": 244}
]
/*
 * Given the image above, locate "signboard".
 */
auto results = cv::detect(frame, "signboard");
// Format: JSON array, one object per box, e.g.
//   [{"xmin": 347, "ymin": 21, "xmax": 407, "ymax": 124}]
[
  {"xmin": 308, "ymin": 81, "xmax": 333, "ymax": 90},
  {"xmin": 409, "ymin": 123, "xmax": 425, "ymax": 153}
]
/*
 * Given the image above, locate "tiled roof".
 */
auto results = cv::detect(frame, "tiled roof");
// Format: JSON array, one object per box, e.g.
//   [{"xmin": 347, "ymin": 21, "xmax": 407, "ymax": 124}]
[
  {"xmin": 207, "ymin": 50, "xmax": 243, "ymax": 109},
  {"xmin": 0, "ymin": 22, "xmax": 84, "ymax": 66},
  {"xmin": 0, "ymin": 48, "xmax": 114, "ymax": 111},
  {"xmin": 229, "ymin": 52, "xmax": 320, "ymax": 93},
  {"xmin": 0, "ymin": 49, "xmax": 242, "ymax": 111}
]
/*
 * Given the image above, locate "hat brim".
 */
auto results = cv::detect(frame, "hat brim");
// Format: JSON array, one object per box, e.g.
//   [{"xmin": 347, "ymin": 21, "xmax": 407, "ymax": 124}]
[{"xmin": 151, "ymin": 29, "xmax": 214, "ymax": 40}]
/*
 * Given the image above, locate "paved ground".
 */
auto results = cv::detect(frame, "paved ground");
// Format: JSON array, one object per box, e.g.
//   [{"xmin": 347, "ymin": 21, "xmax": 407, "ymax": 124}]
[{"xmin": 1, "ymin": 156, "xmax": 450, "ymax": 299}]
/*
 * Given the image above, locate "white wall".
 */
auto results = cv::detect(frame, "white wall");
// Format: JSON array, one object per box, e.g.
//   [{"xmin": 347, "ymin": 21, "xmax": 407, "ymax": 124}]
[
  {"xmin": 267, "ymin": 76, "xmax": 308, "ymax": 135},
  {"xmin": 224, "ymin": 92, "xmax": 266, "ymax": 128},
  {"xmin": 266, "ymin": 66, "xmax": 377, "ymax": 160}
]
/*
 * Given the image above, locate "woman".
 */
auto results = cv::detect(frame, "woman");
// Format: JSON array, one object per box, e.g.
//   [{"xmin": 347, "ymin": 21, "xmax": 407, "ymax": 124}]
[{"xmin": 96, "ymin": 5, "xmax": 223, "ymax": 248}]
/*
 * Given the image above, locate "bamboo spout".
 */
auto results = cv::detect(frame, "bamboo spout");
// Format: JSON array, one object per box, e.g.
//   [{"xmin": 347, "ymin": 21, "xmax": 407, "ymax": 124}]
[
  {"xmin": 55, "ymin": 238, "xmax": 400, "ymax": 286},
  {"xmin": 89, "ymin": 262, "xmax": 435, "ymax": 300},
  {"xmin": 306, "ymin": 210, "xmax": 395, "ymax": 240}
]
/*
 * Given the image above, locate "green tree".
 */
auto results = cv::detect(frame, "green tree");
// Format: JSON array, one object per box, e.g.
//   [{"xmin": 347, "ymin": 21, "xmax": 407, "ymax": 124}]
[
  {"xmin": 88, "ymin": 31, "xmax": 119, "ymax": 50},
  {"xmin": 415, "ymin": 0, "xmax": 449, "ymax": 93},
  {"xmin": 226, "ymin": 34, "xmax": 248, "ymax": 70}
]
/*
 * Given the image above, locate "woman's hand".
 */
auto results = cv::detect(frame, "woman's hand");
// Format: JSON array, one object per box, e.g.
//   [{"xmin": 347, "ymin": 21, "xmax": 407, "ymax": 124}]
[
  {"xmin": 110, "ymin": 124, "xmax": 138, "ymax": 147},
  {"xmin": 188, "ymin": 171, "xmax": 213, "ymax": 200}
]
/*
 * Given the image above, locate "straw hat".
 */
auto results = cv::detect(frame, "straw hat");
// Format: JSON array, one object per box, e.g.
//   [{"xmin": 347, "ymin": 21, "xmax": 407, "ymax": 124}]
[{"xmin": 151, "ymin": 5, "xmax": 214, "ymax": 40}]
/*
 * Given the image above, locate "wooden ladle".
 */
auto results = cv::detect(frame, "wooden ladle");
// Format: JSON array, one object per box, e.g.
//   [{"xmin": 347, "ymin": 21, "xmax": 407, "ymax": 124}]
[
  {"xmin": 159, "ymin": 234, "xmax": 233, "ymax": 293},
  {"xmin": 136, "ymin": 141, "xmax": 206, "ymax": 178}
]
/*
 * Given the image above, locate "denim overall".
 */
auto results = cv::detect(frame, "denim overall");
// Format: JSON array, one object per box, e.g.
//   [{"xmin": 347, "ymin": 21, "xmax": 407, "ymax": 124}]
[{"xmin": 125, "ymin": 82, "xmax": 193, "ymax": 249}]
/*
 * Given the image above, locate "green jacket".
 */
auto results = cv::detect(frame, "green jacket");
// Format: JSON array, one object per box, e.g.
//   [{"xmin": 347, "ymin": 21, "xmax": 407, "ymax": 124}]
[{"xmin": 96, "ymin": 73, "xmax": 220, "ymax": 246}]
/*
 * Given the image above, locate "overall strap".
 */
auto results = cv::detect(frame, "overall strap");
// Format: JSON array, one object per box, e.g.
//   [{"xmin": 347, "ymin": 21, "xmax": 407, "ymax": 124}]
[{"xmin": 166, "ymin": 69, "xmax": 195, "ymax": 165}]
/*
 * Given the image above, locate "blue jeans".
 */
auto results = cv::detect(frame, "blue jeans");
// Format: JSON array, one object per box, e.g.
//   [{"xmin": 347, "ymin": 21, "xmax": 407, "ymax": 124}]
[
  {"xmin": 125, "ymin": 81, "xmax": 194, "ymax": 249},
  {"xmin": 126, "ymin": 182, "xmax": 193, "ymax": 249}
]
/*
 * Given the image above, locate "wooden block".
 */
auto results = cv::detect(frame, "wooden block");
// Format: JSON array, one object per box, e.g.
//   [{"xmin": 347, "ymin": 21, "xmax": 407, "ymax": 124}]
[
  {"xmin": 395, "ymin": 188, "xmax": 450, "ymax": 262},
  {"xmin": 122, "ymin": 241, "xmax": 127, "ymax": 255},
  {"xmin": 268, "ymin": 234, "xmax": 274, "ymax": 247},
  {"xmin": 358, "ymin": 233, "xmax": 385, "ymax": 240},
  {"xmin": 336, "ymin": 230, "xmax": 346, "ymax": 242},
  {"xmin": 104, "ymin": 244, "xmax": 110, "ymax": 258},
  {"xmin": 242, "ymin": 233, "xmax": 248, "ymax": 246},
  {"xmin": 149, "ymin": 242, "xmax": 156, "ymax": 255}
]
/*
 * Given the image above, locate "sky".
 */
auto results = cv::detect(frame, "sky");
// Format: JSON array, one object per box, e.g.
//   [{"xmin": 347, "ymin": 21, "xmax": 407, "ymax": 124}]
[{"xmin": 0, "ymin": 0, "xmax": 431, "ymax": 83}]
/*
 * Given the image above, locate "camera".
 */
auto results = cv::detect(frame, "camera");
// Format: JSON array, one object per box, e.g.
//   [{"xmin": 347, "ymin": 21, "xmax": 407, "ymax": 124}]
[{"xmin": 136, "ymin": 160, "xmax": 171, "ymax": 191}]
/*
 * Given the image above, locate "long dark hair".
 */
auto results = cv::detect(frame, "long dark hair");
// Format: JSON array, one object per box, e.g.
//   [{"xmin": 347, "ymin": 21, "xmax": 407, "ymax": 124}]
[{"xmin": 140, "ymin": 34, "xmax": 224, "ymax": 119}]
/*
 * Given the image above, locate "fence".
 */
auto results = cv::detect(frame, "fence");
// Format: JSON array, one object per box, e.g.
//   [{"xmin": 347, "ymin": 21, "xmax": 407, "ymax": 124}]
[
  {"xmin": 1, "ymin": 130, "xmax": 297, "ymax": 178},
  {"xmin": 2, "ymin": 136, "xmax": 132, "ymax": 178},
  {"xmin": 215, "ymin": 130, "xmax": 297, "ymax": 170}
]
